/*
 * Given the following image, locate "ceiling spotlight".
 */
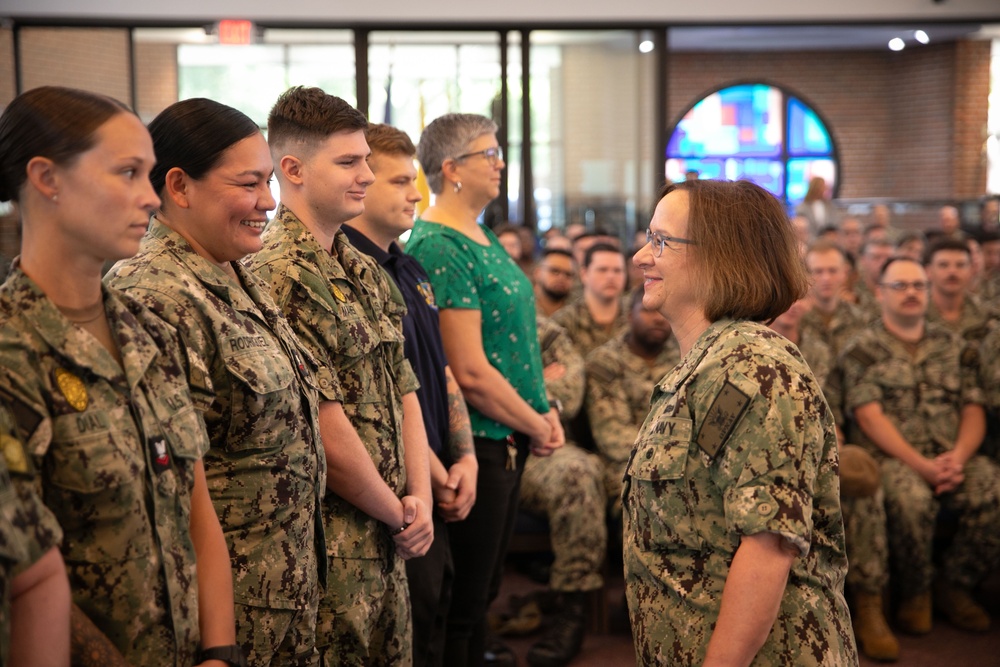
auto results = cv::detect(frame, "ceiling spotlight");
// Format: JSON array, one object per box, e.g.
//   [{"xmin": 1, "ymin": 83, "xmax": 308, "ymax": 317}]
[
  {"xmin": 914, "ymin": 30, "xmax": 930, "ymax": 44},
  {"xmin": 639, "ymin": 39, "xmax": 654, "ymax": 53},
  {"xmin": 888, "ymin": 37, "xmax": 905, "ymax": 51}
]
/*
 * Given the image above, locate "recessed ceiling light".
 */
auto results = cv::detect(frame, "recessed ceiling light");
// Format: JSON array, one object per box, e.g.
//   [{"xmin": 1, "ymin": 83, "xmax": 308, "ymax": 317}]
[
  {"xmin": 639, "ymin": 39, "xmax": 654, "ymax": 53},
  {"xmin": 888, "ymin": 37, "xmax": 905, "ymax": 51},
  {"xmin": 914, "ymin": 30, "xmax": 930, "ymax": 44}
]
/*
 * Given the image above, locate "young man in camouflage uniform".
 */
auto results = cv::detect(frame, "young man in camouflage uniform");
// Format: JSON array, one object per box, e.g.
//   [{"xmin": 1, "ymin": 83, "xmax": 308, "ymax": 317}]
[
  {"xmin": 246, "ymin": 87, "xmax": 433, "ymax": 666},
  {"xmin": 341, "ymin": 123, "xmax": 478, "ymax": 667},
  {"xmin": 585, "ymin": 287, "xmax": 680, "ymax": 517},
  {"xmin": 924, "ymin": 238, "xmax": 998, "ymax": 345},
  {"xmin": 802, "ymin": 240, "xmax": 869, "ymax": 356},
  {"xmin": 551, "ymin": 244, "xmax": 629, "ymax": 357},
  {"xmin": 841, "ymin": 257, "xmax": 1000, "ymax": 635},
  {"xmin": 518, "ymin": 316, "xmax": 606, "ymax": 667}
]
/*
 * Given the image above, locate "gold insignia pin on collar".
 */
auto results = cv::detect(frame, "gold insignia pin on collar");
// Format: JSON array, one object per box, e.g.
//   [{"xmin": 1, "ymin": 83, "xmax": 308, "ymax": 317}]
[
  {"xmin": 0, "ymin": 434, "xmax": 28, "ymax": 474},
  {"xmin": 54, "ymin": 368, "xmax": 88, "ymax": 412}
]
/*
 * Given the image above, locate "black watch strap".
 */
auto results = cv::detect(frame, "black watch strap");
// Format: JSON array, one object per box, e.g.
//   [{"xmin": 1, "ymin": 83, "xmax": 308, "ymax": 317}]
[{"xmin": 199, "ymin": 644, "xmax": 248, "ymax": 667}]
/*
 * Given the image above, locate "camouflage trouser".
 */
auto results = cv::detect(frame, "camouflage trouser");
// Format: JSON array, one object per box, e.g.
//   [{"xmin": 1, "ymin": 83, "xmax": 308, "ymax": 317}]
[
  {"xmin": 842, "ymin": 489, "xmax": 889, "ymax": 594},
  {"xmin": 236, "ymin": 593, "xmax": 320, "ymax": 666},
  {"xmin": 882, "ymin": 455, "xmax": 1000, "ymax": 596},
  {"xmin": 318, "ymin": 554, "xmax": 412, "ymax": 666},
  {"xmin": 519, "ymin": 443, "xmax": 607, "ymax": 592}
]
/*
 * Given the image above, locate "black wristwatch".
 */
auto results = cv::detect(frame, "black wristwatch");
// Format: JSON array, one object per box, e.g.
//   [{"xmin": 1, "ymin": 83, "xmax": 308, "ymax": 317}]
[{"xmin": 199, "ymin": 644, "xmax": 248, "ymax": 667}]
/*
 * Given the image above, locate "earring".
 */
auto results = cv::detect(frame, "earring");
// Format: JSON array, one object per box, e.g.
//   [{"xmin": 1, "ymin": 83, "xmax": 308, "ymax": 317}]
[
  {"xmin": 454, "ymin": 181, "xmax": 462, "ymax": 194},
  {"xmin": 51, "ymin": 194, "xmax": 58, "ymax": 202}
]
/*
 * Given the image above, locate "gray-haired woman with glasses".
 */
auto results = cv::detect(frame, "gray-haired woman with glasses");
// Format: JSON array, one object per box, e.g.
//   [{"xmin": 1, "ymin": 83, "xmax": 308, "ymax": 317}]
[{"xmin": 406, "ymin": 113, "xmax": 563, "ymax": 666}]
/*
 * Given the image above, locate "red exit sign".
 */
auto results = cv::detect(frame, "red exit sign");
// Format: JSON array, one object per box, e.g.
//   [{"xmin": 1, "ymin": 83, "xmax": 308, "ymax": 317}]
[{"xmin": 218, "ymin": 20, "xmax": 254, "ymax": 45}]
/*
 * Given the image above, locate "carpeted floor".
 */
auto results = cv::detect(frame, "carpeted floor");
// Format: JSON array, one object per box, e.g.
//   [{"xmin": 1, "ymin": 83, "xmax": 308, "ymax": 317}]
[{"xmin": 491, "ymin": 563, "xmax": 1000, "ymax": 666}]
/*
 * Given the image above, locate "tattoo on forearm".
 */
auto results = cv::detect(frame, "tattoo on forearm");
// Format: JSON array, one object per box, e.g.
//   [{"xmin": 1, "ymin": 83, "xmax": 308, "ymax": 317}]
[
  {"xmin": 445, "ymin": 369, "xmax": 474, "ymax": 460},
  {"xmin": 71, "ymin": 604, "xmax": 130, "ymax": 667}
]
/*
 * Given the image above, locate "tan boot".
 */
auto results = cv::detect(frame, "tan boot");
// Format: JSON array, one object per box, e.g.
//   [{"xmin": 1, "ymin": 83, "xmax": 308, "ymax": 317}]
[
  {"xmin": 853, "ymin": 592, "xmax": 899, "ymax": 662},
  {"xmin": 897, "ymin": 592, "xmax": 932, "ymax": 635},
  {"xmin": 933, "ymin": 580, "xmax": 992, "ymax": 633}
]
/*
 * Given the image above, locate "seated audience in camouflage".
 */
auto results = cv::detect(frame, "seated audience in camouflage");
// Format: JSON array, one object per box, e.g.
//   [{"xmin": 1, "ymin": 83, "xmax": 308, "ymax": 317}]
[
  {"xmin": 106, "ymin": 98, "xmax": 327, "ymax": 665},
  {"xmin": 772, "ymin": 298, "xmax": 897, "ymax": 661},
  {"xmin": 518, "ymin": 316, "xmax": 606, "ymax": 667},
  {"xmin": 841, "ymin": 256, "xmax": 1000, "ymax": 636},
  {"xmin": 585, "ymin": 286, "xmax": 679, "ymax": 517},
  {"xmin": 0, "ymin": 85, "xmax": 235, "ymax": 666}
]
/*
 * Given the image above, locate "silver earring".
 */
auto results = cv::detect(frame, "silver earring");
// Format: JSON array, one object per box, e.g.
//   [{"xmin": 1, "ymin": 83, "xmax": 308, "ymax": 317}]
[
  {"xmin": 454, "ymin": 181, "xmax": 462, "ymax": 194},
  {"xmin": 52, "ymin": 194, "xmax": 58, "ymax": 202}
]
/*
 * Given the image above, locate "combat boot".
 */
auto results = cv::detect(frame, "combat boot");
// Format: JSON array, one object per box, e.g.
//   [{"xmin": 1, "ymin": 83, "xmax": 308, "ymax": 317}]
[
  {"xmin": 896, "ymin": 591, "xmax": 932, "ymax": 635},
  {"xmin": 933, "ymin": 579, "xmax": 992, "ymax": 633},
  {"xmin": 526, "ymin": 591, "xmax": 587, "ymax": 667},
  {"xmin": 853, "ymin": 592, "xmax": 899, "ymax": 662}
]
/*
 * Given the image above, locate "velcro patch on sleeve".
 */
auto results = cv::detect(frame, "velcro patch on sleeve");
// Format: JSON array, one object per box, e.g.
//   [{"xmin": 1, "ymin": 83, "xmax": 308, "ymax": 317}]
[{"xmin": 696, "ymin": 380, "xmax": 752, "ymax": 459}]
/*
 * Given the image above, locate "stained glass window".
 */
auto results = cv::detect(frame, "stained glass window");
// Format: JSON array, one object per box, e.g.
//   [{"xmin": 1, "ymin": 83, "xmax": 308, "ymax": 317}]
[{"xmin": 666, "ymin": 84, "xmax": 837, "ymax": 206}]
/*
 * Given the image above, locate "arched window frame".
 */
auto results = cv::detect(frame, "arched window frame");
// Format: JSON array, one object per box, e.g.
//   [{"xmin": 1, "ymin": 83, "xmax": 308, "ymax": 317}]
[{"xmin": 666, "ymin": 81, "xmax": 840, "ymax": 207}]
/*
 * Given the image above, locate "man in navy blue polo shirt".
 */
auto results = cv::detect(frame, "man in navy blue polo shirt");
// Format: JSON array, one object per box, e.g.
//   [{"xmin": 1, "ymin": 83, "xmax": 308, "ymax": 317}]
[{"xmin": 343, "ymin": 124, "xmax": 478, "ymax": 667}]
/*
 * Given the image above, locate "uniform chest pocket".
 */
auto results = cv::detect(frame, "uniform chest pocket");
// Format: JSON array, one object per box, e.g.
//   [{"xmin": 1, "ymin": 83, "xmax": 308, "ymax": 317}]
[
  {"xmin": 46, "ymin": 414, "xmax": 152, "ymax": 562},
  {"xmin": 625, "ymin": 419, "xmax": 704, "ymax": 552},
  {"xmin": 221, "ymin": 345, "xmax": 296, "ymax": 452},
  {"xmin": 335, "ymin": 301, "xmax": 381, "ymax": 361}
]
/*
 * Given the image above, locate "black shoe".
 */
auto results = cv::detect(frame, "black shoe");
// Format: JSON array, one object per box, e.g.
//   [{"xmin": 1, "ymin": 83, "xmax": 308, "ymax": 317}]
[
  {"xmin": 485, "ymin": 636, "xmax": 517, "ymax": 666},
  {"xmin": 526, "ymin": 593, "xmax": 586, "ymax": 667}
]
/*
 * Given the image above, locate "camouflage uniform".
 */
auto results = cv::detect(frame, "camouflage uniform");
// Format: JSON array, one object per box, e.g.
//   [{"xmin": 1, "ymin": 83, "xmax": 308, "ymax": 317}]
[
  {"xmin": 586, "ymin": 329, "xmax": 680, "ymax": 512},
  {"xmin": 106, "ymin": 219, "xmax": 327, "ymax": 665},
  {"xmin": 0, "ymin": 267, "xmax": 208, "ymax": 665},
  {"xmin": 794, "ymin": 329, "xmax": 888, "ymax": 597},
  {"xmin": 0, "ymin": 401, "xmax": 63, "ymax": 663},
  {"xmin": 925, "ymin": 294, "xmax": 998, "ymax": 345},
  {"xmin": 623, "ymin": 319, "xmax": 856, "ymax": 666},
  {"xmin": 245, "ymin": 204, "xmax": 418, "ymax": 666},
  {"xmin": 980, "ymin": 326, "xmax": 1000, "ymax": 460},
  {"xmin": 550, "ymin": 295, "xmax": 629, "ymax": 356},
  {"xmin": 853, "ymin": 281, "xmax": 881, "ymax": 324},
  {"xmin": 801, "ymin": 299, "xmax": 868, "ymax": 359},
  {"xmin": 518, "ymin": 317, "xmax": 606, "ymax": 593},
  {"xmin": 841, "ymin": 320, "xmax": 1000, "ymax": 596}
]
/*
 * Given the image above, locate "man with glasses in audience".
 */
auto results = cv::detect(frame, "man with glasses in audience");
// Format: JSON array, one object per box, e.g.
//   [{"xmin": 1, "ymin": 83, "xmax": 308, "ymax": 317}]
[{"xmin": 839, "ymin": 257, "xmax": 1000, "ymax": 637}]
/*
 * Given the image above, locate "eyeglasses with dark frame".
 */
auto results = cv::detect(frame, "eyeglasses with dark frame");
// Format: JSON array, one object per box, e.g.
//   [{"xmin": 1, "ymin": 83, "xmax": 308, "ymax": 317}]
[
  {"xmin": 879, "ymin": 281, "xmax": 930, "ymax": 293},
  {"xmin": 453, "ymin": 146, "xmax": 504, "ymax": 166},
  {"xmin": 645, "ymin": 228, "xmax": 696, "ymax": 257}
]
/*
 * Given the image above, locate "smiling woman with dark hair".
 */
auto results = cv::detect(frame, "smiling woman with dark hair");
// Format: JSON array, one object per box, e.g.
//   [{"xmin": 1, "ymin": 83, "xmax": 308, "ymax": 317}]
[
  {"xmin": 105, "ymin": 98, "xmax": 327, "ymax": 666},
  {"xmin": 626, "ymin": 179, "xmax": 857, "ymax": 666}
]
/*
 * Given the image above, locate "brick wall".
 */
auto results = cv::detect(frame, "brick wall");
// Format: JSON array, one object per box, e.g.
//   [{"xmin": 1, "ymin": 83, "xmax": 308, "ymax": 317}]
[
  {"xmin": 666, "ymin": 40, "xmax": 991, "ymax": 208},
  {"xmin": 0, "ymin": 27, "xmax": 15, "ymax": 107},
  {"xmin": 134, "ymin": 41, "xmax": 179, "ymax": 123},
  {"xmin": 19, "ymin": 27, "xmax": 131, "ymax": 104}
]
